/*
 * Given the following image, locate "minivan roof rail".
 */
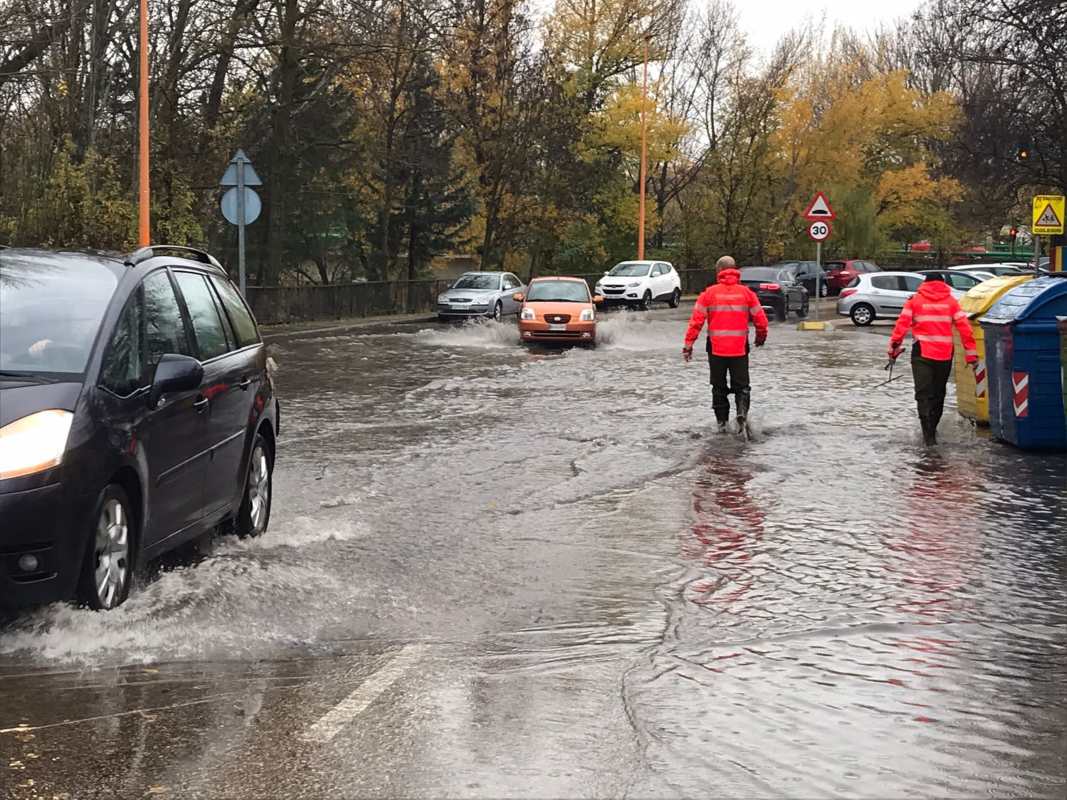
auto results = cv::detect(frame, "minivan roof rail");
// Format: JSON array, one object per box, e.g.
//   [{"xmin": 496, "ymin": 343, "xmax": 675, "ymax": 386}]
[{"xmin": 125, "ymin": 245, "xmax": 223, "ymax": 270}]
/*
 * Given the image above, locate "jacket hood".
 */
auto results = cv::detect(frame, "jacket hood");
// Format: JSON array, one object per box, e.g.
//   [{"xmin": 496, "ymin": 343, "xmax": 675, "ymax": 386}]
[
  {"xmin": 717, "ymin": 268, "xmax": 741, "ymax": 285},
  {"xmin": 917, "ymin": 280, "xmax": 952, "ymax": 301}
]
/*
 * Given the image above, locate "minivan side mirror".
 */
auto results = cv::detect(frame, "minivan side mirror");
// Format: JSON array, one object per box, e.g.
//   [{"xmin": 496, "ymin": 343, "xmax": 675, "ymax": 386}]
[{"xmin": 150, "ymin": 354, "xmax": 203, "ymax": 409}]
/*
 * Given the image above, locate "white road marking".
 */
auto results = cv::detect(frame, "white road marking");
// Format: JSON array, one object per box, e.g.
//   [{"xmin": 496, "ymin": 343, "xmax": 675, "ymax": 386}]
[{"xmin": 301, "ymin": 644, "xmax": 425, "ymax": 743}]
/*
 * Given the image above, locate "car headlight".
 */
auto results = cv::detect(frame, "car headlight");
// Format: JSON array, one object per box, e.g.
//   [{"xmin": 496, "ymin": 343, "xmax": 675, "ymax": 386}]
[
  {"xmin": 521, "ymin": 307, "xmax": 536, "ymax": 321},
  {"xmin": 627, "ymin": 281, "xmax": 641, "ymax": 288},
  {"xmin": 0, "ymin": 410, "xmax": 74, "ymax": 480},
  {"xmin": 580, "ymin": 308, "xmax": 595, "ymax": 322}
]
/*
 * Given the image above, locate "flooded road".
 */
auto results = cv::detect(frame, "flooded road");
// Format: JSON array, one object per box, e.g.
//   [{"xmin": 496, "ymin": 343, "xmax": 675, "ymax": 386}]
[{"xmin": 2, "ymin": 308, "xmax": 1065, "ymax": 798}]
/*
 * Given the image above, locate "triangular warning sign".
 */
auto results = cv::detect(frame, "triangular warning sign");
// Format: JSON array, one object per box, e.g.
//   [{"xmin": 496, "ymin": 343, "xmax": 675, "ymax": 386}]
[
  {"xmin": 803, "ymin": 191, "xmax": 836, "ymax": 220},
  {"xmin": 1035, "ymin": 203, "xmax": 1061, "ymax": 228}
]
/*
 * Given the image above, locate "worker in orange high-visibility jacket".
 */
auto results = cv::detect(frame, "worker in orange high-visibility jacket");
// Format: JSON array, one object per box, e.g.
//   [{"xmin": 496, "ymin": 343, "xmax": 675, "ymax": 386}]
[
  {"xmin": 683, "ymin": 256, "xmax": 770, "ymax": 432},
  {"xmin": 889, "ymin": 272, "xmax": 978, "ymax": 445}
]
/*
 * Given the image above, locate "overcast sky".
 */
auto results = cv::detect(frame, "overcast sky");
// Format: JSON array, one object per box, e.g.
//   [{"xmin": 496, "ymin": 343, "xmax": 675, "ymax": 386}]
[{"xmin": 738, "ymin": 0, "xmax": 922, "ymax": 54}]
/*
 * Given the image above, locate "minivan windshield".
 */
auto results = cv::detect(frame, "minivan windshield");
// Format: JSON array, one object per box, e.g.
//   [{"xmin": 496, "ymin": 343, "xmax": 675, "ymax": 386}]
[
  {"xmin": 608, "ymin": 262, "xmax": 651, "ymax": 277},
  {"xmin": 453, "ymin": 274, "xmax": 499, "ymax": 290},
  {"xmin": 527, "ymin": 280, "xmax": 590, "ymax": 302},
  {"xmin": 0, "ymin": 253, "xmax": 118, "ymax": 375}
]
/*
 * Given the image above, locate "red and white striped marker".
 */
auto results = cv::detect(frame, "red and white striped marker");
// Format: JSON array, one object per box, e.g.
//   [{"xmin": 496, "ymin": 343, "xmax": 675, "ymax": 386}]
[
  {"xmin": 975, "ymin": 360, "xmax": 987, "ymax": 398},
  {"xmin": 1013, "ymin": 371, "xmax": 1029, "ymax": 418}
]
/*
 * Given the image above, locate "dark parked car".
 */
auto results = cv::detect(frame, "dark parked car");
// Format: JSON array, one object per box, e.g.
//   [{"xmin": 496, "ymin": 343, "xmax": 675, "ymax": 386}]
[
  {"xmin": 0, "ymin": 246, "xmax": 279, "ymax": 610},
  {"xmin": 739, "ymin": 266, "xmax": 809, "ymax": 321},
  {"xmin": 824, "ymin": 259, "xmax": 881, "ymax": 294},
  {"xmin": 774, "ymin": 261, "xmax": 827, "ymax": 298}
]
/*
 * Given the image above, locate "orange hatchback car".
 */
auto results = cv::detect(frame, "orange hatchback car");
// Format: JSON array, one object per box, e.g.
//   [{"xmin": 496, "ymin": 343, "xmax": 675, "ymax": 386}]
[{"xmin": 515, "ymin": 277, "xmax": 603, "ymax": 345}]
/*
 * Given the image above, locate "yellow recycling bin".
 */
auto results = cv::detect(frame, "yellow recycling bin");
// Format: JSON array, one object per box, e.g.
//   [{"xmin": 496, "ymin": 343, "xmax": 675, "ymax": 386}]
[{"xmin": 954, "ymin": 274, "xmax": 1034, "ymax": 423}]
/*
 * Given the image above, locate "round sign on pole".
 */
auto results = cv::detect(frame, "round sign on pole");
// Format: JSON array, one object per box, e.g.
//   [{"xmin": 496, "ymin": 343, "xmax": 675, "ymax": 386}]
[
  {"xmin": 221, "ymin": 186, "xmax": 262, "ymax": 226},
  {"xmin": 808, "ymin": 220, "xmax": 831, "ymax": 241}
]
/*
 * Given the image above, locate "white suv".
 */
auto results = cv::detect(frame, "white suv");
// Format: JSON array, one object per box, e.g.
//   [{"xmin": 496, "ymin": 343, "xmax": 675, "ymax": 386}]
[{"xmin": 595, "ymin": 261, "xmax": 682, "ymax": 309}]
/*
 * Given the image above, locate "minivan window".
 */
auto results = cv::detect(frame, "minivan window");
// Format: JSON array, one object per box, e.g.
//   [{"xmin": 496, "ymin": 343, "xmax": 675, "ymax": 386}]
[
  {"xmin": 211, "ymin": 276, "xmax": 260, "ymax": 348},
  {"xmin": 175, "ymin": 272, "xmax": 231, "ymax": 359},
  {"xmin": 0, "ymin": 252, "xmax": 118, "ymax": 375},
  {"xmin": 143, "ymin": 271, "xmax": 192, "ymax": 368},
  {"xmin": 100, "ymin": 294, "xmax": 144, "ymax": 396}
]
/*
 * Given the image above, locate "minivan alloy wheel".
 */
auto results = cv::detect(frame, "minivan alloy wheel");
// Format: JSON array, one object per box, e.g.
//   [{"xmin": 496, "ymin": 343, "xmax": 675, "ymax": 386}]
[
  {"xmin": 238, "ymin": 435, "xmax": 273, "ymax": 538},
  {"xmin": 248, "ymin": 445, "xmax": 270, "ymax": 533},
  {"xmin": 94, "ymin": 499, "xmax": 129, "ymax": 608}
]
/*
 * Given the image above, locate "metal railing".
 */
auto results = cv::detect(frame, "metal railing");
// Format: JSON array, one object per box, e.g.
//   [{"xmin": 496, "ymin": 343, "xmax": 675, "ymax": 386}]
[{"xmin": 247, "ymin": 269, "xmax": 719, "ymax": 325}]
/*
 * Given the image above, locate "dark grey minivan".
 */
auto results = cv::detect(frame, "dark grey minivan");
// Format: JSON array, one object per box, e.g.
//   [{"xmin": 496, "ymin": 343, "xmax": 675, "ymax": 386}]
[{"xmin": 0, "ymin": 246, "xmax": 279, "ymax": 610}]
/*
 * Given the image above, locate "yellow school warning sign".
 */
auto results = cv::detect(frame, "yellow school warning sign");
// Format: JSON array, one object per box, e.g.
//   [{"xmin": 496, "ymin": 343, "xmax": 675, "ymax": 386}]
[{"xmin": 1032, "ymin": 195, "xmax": 1065, "ymax": 235}]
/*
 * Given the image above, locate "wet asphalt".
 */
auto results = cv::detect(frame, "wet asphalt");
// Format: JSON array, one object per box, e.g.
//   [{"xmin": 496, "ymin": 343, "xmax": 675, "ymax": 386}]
[{"xmin": 1, "ymin": 305, "xmax": 1065, "ymax": 799}]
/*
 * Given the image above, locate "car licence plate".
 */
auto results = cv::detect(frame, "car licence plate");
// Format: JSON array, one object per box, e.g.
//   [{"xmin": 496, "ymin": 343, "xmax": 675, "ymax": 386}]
[{"xmin": 548, "ymin": 323, "xmax": 566, "ymax": 332}]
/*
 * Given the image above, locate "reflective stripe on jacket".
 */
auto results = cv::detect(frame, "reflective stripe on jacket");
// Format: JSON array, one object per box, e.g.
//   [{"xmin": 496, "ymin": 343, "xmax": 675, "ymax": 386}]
[
  {"xmin": 684, "ymin": 269, "xmax": 769, "ymax": 357},
  {"xmin": 889, "ymin": 281, "xmax": 978, "ymax": 362}
]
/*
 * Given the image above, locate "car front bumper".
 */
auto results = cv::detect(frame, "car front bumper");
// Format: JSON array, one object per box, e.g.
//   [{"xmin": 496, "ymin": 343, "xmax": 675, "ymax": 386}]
[
  {"xmin": 0, "ymin": 481, "xmax": 88, "ymax": 608},
  {"xmin": 595, "ymin": 288, "xmax": 643, "ymax": 304},
  {"xmin": 518, "ymin": 320, "xmax": 597, "ymax": 343},
  {"xmin": 437, "ymin": 305, "xmax": 493, "ymax": 317}
]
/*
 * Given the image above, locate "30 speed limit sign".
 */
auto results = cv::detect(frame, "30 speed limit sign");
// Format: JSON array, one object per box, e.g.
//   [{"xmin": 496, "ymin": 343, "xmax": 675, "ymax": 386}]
[{"xmin": 808, "ymin": 220, "xmax": 832, "ymax": 241}]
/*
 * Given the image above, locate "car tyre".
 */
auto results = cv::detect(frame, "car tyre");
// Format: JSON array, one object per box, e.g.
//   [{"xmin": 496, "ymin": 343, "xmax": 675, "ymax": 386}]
[
  {"xmin": 491, "ymin": 301, "xmax": 503, "ymax": 322},
  {"xmin": 796, "ymin": 297, "xmax": 809, "ymax": 318},
  {"xmin": 78, "ymin": 484, "xmax": 135, "ymax": 610},
  {"xmin": 774, "ymin": 300, "xmax": 787, "ymax": 322},
  {"xmin": 237, "ymin": 434, "xmax": 273, "ymax": 538},
  {"xmin": 640, "ymin": 290, "xmax": 653, "ymax": 310},
  {"xmin": 668, "ymin": 288, "xmax": 681, "ymax": 308},
  {"xmin": 850, "ymin": 303, "xmax": 875, "ymax": 326}
]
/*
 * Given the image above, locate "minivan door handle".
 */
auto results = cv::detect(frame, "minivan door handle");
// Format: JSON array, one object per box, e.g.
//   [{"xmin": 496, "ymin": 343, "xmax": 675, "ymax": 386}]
[{"xmin": 193, "ymin": 396, "xmax": 210, "ymax": 414}]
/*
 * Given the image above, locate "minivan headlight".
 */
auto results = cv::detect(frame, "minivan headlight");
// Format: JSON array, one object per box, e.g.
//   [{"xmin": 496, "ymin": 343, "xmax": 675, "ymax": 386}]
[
  {"xmin": 580, "ymin": 308, "xmax": 595, "ymax": 322},
  {"xmin": 627, "ymin": 281, "xmax": 641, "ymax": 288},
  {"xmin": 0, "ymin": 410, "xmax": 74, "ymax": 480},
  {"xmin": 521, "ymin": 307, "xmax": 536, "ymax": 321}
]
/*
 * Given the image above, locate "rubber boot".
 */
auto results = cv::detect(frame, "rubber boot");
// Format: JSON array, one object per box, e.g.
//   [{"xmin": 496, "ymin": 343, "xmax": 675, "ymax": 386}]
[
  {"xmin": 920, "ymin": 416, "xmax": 937, "ymax": 446},
  {"xmin": 735, "ymin": 390, "xmax": 751, "ymax": 426}
]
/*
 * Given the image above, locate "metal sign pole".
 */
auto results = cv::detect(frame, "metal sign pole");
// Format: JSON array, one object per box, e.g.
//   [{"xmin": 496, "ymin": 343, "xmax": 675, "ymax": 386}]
[
  {"xmin": 815, "ymin": 240, "xmax": 821, "ymax": 321},
  {"xmin": 1034, "ymin": 234, "xmax": 1041, "ymax": 273},
  {"xmin": 237, "ymin": 157, "xmax": 247, "ymax": 296}
]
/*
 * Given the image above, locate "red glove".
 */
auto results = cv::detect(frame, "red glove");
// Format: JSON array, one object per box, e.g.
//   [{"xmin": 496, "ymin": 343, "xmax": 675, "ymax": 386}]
[
  {"xmin": 966, "ymin": 355, "xmax": 978, "ymax": 366},
  {"xmin": 755, "ymin": 331, "xmax": 767, "ymax": 347},
  {"xmin": 888, "ymin": 342, "xmax": 905, "ymax": 361}
]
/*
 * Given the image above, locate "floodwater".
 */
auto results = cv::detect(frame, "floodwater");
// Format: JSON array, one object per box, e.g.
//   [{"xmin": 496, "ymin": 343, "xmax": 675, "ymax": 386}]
[{"xmin": 1, "ymin": 308, "xmax": 1065, "ymax": 798}]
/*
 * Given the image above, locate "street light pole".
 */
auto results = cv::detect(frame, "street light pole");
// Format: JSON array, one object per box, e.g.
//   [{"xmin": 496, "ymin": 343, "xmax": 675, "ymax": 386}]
[
  {"xmin": 637, "ymin": 36, "xmax": 649, "ymax": 261},
  {"xmin": 138, "ymin": 0, "xmax": 150, "ymax": 246}
]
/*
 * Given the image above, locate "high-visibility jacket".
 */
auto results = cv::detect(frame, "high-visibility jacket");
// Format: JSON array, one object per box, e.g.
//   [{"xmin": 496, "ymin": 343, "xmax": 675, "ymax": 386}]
[
  {"xmin": 890, "ymin": 280, "xmax": 978, "ymax": 362},
  {"xmin": 684, "ymin": 269, "xmax": 769, "ymax": 357}
]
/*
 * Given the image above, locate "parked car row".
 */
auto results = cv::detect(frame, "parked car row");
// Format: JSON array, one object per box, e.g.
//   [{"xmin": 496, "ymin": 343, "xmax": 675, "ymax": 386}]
[
  {"xmin": 838, "ymin": 269, "xmax": 988, "ymax": 326},
  {"xmin": 1, "ymin": 246, "xmax": 279, "ymax": 610}
]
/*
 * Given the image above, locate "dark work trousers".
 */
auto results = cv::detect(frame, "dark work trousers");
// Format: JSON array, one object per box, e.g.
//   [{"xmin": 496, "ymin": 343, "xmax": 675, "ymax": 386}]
[
  {"xmin": 911, "ymin": 343, "xmax": 952, "ymax": 436},
  {"xmin": 708, "ymin": 352, "xmax": 751, "ymax": 422}
]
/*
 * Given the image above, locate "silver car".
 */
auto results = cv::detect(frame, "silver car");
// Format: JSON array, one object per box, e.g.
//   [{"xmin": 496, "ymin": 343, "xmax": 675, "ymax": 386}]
[
  {"xmin": 436, "ymin": 271, "xmax": 526, "ymax": 321},
  {"xmin": 836, "ymin": 271, "xmax": 970, "ymax": 326}
]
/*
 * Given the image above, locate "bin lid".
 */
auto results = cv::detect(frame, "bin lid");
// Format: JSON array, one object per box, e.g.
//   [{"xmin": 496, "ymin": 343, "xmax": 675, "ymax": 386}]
[
  {"xmin": 959, "ymin": 274, "xmax": 1034, "ymax": 316},
  {"xmin": 980, "ymin": 275, "xmax": 1067, "ymax": 324}
]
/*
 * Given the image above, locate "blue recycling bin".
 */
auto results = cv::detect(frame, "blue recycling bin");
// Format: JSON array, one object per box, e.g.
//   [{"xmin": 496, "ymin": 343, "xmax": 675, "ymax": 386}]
[{"xmin": 979, "ymin": 276, "xmax": 1067, "ymax": 450}]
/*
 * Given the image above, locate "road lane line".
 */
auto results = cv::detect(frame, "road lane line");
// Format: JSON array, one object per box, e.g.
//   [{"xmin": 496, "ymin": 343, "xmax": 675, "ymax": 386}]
[{"xmin": 301, "ymin": 644, "xmax": 424, "ymax": 743}]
